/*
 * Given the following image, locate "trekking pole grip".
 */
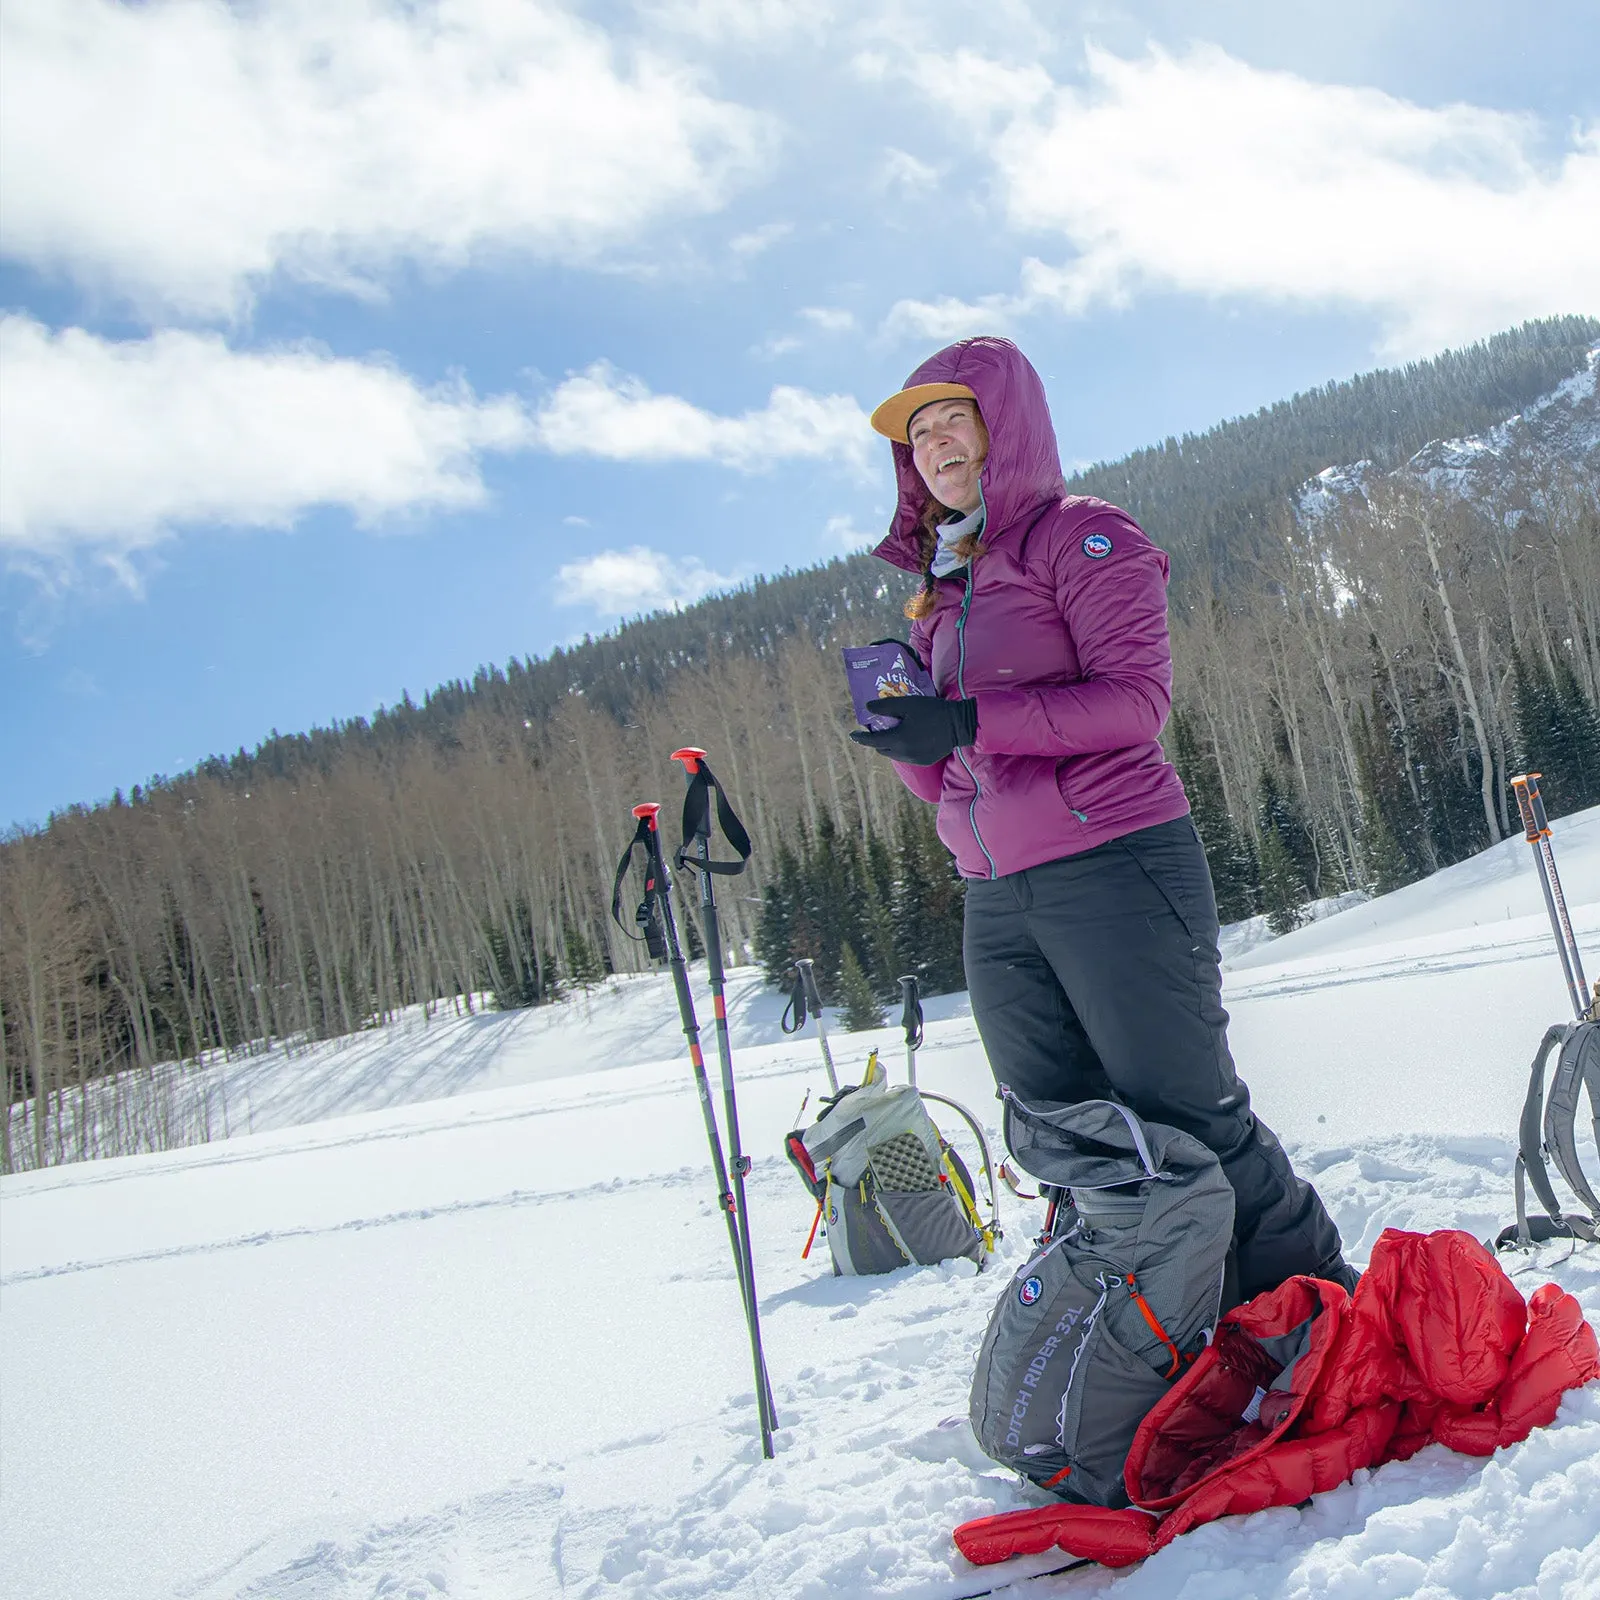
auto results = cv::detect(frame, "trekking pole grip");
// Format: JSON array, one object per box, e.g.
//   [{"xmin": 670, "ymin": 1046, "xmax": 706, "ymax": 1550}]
[
  {"xmin": 1510, "ymin": 773, "xmax": 1543, "ymax": 841},
  {"xmin": 795, "ymin": 958, "xmax": 838, "ymax": 1093},
  {"xmin": 1511, "ymin": 771, "xmax": 1590, "ymax": 1018},
  {"xmin": 630, "ymin": 802, "xmax": 664, "ymax": 877},
  {"xmin": 899, "ymin": 974, "xmax": 922, "ymax": 1087},
  {"xmin": 796, "ymin": 957, "xmax": 823, "ymax": 1011}
]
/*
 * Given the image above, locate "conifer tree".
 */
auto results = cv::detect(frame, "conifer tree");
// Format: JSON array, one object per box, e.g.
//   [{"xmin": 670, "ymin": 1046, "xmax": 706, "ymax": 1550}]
[
  {"xmin": 1257, "ymin": 763, "xmax": 1318, "ymax": 896},
  {"xmin": 861, "ymin": 828, "xmax": 900, "ymax": 995},
  {"xmin": 804, "ymin": 808, "xmax": 870, "ymax": 1002},
  {"xmin": 1552, "ymin": 657, "xmax": 1600, "ymax": 810},
  {"xmin": 1512, "ymin": 649, "xmax": 1562, "ymax": 778},
  {"xmin": 1257, "ymin": 823, "xmax": 1309, "ymax": 935},
  {"xmin": 1257, "ymin": 765, "xmax": 1311, "ymax": 932},
  {"xmin": 1360, "ymin": 809, "xmax": 1413, "ymax": 897},
  {"xmin": 838, "ymin": 943, "xmax": 886, "ymax": 1031},
  {"xmin": 755, "ymin": 839, "xmax": 803, "ymax": 986},
  {"xmin": 562, "ymin": 922, "xmax": 605, "ymax": 989},
  {"xmin": 1351, "ymin": 702, "xmax": 1423, "ymax": 893},
  {"xmin": 1169, "ymin": 710, "xmax": 1259, "ymax": 921},
  {"xmin": 893, "ymin": 799, "xmax": 966, "ymax": 993},
  {"xmin": 486, "ymin": 912, "xmax": 551, "ymax": 1010}
]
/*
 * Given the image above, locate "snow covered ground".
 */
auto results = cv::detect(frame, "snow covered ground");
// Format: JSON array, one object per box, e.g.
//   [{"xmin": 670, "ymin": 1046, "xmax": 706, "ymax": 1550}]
[{"xmin": 4, "ymin": 809, "xmax": 1599, "ymax": 1600}]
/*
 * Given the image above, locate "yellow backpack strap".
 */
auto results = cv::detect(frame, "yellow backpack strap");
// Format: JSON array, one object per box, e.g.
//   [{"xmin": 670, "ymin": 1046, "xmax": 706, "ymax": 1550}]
[{"xmin": 943, "ymin": 1148, "xmax": 995, "ymax": 1252}]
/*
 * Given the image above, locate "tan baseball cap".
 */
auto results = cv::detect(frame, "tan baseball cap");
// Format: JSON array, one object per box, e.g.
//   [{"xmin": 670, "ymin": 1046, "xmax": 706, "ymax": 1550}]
[{"xmin": 869, "ymin": 381, "xmax": 978, "ymax": 442}]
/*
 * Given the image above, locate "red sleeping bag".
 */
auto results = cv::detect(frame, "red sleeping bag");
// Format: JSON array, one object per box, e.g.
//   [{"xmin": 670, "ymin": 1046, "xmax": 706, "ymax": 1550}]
[{"xmin": 954, "ymin": 1228, "xmax": 1599, "ymax": 1569}]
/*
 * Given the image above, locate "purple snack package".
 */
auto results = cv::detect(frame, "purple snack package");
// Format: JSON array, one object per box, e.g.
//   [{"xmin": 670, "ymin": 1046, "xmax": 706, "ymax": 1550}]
[{"xmin": 841, "ymin": 643, "xmax": 936, "ymax": 731}]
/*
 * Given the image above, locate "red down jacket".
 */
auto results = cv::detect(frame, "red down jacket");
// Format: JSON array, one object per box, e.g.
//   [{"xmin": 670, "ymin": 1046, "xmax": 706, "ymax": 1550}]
[{"xmin": 955, "ymin": 1228, "xmax": 1599, "ymax": 1569}]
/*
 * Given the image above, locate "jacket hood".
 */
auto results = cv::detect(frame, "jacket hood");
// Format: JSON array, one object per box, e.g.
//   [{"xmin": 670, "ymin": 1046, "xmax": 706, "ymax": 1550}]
[{"xmin": 873, "ymin": 337, "xmax": 1067, "ymax": 575}]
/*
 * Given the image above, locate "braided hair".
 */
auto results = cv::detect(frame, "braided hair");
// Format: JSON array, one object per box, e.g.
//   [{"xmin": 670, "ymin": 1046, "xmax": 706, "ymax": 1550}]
[{"xmin": 903, "ymin": 497, "xmax": 986, "ymax": 621}]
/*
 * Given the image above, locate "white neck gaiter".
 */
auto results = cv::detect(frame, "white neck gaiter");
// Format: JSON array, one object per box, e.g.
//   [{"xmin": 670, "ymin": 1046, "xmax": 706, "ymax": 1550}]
[{"xmin": 930, "ymin": 495, "xmax": 986, "ymax": 578}]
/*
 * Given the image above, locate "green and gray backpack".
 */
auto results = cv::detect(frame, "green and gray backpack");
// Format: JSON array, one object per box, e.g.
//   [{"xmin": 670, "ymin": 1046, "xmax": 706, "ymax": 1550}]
[{"xmin": 786, "ymin": 1052, "xmax": 996, "ymax": 1275}]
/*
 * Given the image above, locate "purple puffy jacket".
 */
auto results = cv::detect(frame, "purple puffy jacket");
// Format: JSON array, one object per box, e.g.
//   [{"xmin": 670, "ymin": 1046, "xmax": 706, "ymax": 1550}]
[{"xmin": 873, "ymin": 337, "xmax": 1190, "ymax": 879}]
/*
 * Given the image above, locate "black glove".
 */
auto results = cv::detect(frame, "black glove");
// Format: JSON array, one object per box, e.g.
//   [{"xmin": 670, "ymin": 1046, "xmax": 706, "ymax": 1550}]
[{"xmin": 849, "ymin": 696, "xmax": 977, "ymax": 765}]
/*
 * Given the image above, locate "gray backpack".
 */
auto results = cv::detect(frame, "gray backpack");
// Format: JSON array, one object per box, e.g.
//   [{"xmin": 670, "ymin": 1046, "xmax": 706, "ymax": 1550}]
[
  {"xmin": 969, "ymin": 1093, "xmax": 1235, "ymax": 1507},
  {"xmin": 1502, "ymin": 1020, "xmax": 1600, "ymax": 1247},
  {"xmin": 787, "ymin": 1053, "xmax": 992, "ymax": 1276}
]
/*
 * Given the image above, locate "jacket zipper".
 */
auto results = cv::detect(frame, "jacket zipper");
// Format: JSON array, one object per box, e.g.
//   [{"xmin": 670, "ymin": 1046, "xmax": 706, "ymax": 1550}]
[{"xmin": 954, "ymin": 577, "xmax": 997, "ymax": 878}]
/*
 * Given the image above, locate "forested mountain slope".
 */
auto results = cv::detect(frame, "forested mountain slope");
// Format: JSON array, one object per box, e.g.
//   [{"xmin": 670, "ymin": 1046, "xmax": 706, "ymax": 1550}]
[
  {"xmin": 220, "ymin": 315, "xmax": 1597, "ymax": 777},
  {"xmin": 5, "ymin": 316, "xmax": 1599, "ymax": 1170}
]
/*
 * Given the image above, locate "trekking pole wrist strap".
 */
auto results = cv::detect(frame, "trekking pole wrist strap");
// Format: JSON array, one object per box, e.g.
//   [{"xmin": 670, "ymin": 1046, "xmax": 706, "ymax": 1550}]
[
  {"xmin": 781, "ymin": 965, "xmax": 809, "ymax": 1034},
  {"xmin": 611, "ymin": 812, "xmax": 665, "ymax": 941},
  {"xmin": 677, "ymin": 759, "xmax": 752, "ymax": 876}
]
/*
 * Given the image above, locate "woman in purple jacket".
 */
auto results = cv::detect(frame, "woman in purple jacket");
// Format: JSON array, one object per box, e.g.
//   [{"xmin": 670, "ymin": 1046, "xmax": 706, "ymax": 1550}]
[{"xmin": 851, "ymin": 337, "xmax": 1355, "ymax": 1299}]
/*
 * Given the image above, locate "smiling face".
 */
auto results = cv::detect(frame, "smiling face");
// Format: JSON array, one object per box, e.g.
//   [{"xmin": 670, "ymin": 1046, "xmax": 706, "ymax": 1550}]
[{"xmin": 909, "ymin": 398, "xmax": 988, "ymax": 514}]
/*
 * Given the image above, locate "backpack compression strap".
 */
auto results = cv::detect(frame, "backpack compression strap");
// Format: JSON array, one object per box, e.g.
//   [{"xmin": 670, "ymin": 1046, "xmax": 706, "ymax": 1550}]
[
  {"xmin": 674, "ymin": 753, "xmax": 752, "ymax": 876},
  {"xmin": 920, "ymin": 1088, "xmax": 1001, "ymax": 1247},
  {"xmin": 1506, "ymin": 1021, "xmax": 1600, "ymax": 1248}
]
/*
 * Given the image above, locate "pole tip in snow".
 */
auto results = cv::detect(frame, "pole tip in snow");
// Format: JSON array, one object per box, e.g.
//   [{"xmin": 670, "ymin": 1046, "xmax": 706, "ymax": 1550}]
[
  {"xmin": 671, "ymin": 746, "xmax": 706, "ymax": 773},
  {"xmin": 632, "ymin": 802, "xmax": 661, "ymax": 828}
]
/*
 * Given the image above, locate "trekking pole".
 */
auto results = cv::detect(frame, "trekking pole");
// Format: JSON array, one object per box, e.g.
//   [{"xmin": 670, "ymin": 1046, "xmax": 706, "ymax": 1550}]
[
  {"xmin": 1510, "ymin": 774, "xmax": 1592, "ymax": 1020},
  {"xmin": 671, "ymin": 746, "xmax": 778, "ymax": 1458},
  {"xmin": 898, "ymin": 974, "xmax": 923, "ymax": 1088},
  {"xmin": 790, "ymin": 958, "xmax": 840, "ymax": 1093},
  {"xmin": 611, "ymin": 803, "xmax": 753, "ymax": 1323}
]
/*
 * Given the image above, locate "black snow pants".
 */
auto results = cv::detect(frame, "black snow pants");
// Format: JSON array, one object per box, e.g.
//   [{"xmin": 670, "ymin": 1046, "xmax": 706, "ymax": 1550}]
[{"xmin": 963, "ymin": 815, "xmax": 1351, "ymax": 1301}]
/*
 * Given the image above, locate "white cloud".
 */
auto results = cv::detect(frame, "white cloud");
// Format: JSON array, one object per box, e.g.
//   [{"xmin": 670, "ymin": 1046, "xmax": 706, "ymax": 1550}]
[
  {"xmin": 531, "ymin": 362, "xmax": 874, "ymax": 471},
  {"xmin": 752, "ymin": 334, "xmax": 805, "ymax": 358},
  {"xmin": 879, "ymin": 148, "xmax": 940, "ymax": 193},
  {"xmin": 880, "ymin": 292, "xmax": 1018, "ymax": 344},
  {"xmin": 799, "ymin": 306, "xmax": 858, "ymax": 333},
  {"xmin": 554, "ymin": 545, "xmax": 738, "ymax": 615},
  {"xmin": 0, "ymin": 0, "xmax": 769, "ymax": 320},
  {"xmin": 882, "ymin": 46, "xmax": 1054, "ymax": 127},
  {"xmin": 885, "ymin": 44, "xmax": 1600, "ymax": 356},
  {"xmin": 730, "ymin": 222, "xmax": 794, "ymax": 258},
  {"xmin": 822, "ymin": 513, "xmax": 875, "ymax": 553},
  {"xmin": 639, "ymin": 0, "xmax": 834, "ymax": 45},
  {"xmin": 0, "ymin": 317, "xmax": 533, "ymax": 564},
  {"xmin": 0, "ymin": 324, "xmax": 879, "ymax": 571}
]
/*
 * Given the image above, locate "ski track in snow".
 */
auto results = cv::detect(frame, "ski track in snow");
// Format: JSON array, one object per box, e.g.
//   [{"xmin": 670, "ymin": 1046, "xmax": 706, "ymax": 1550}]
[
  {"xmin": 161, "ymin": 1138, "xmax": 1600, "ymax": 1600},
  {"xmin": 3, "ymin": 809, "xmax": 1600, "ymax": 1600}
]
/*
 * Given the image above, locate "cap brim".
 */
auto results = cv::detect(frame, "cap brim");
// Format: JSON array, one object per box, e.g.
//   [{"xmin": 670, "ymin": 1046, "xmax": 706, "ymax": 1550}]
[{"xmin": 869, "ymin": 382, "xmax": 978, "ymax": 442}]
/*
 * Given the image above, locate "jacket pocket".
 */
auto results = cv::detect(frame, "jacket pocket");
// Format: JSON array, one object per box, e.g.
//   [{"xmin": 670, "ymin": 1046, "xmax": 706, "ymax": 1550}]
[{"xmin": 1054, "ymin": 758, "xmax": 1090, "ymax": 823}]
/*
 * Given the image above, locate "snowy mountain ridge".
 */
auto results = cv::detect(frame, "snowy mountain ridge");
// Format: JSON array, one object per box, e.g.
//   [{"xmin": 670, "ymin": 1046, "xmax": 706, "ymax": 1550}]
[{"xmin": 1298, "ymin": 342, "xmax": 1600, "ymax": 527}]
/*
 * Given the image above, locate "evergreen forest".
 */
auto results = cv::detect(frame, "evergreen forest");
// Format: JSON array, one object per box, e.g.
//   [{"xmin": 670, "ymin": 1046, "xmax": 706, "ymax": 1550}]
[{"xmin": 4, "ymin": 315, "xmax": 1598, "ymax": 1170}]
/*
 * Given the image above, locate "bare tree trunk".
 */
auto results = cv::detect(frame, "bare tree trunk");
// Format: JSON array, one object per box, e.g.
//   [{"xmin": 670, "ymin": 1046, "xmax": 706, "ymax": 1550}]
[{"xmin": 1411, "ymin": 494, "xmax": 1502, "ymax": 842}]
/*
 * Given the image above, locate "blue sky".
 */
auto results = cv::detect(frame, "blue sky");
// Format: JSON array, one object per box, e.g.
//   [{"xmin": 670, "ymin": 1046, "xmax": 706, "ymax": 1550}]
[{"xmin": 2, "ymin": 0, "xmax": 1597, "ymax": 830}]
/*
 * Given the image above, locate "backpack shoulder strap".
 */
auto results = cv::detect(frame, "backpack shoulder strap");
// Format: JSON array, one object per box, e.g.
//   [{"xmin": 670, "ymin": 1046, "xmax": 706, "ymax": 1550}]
[
  {"xmin": 1510, "ymin": 1022, "xmax": 1599, "ymax": 1247},
  {"xmin": 1545, "ymin": 1021, "xmax": 1600, "ymax": 1222}
]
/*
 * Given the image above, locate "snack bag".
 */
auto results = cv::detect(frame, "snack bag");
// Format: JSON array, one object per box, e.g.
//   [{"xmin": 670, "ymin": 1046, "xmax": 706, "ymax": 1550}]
[{"xmin": 841, "ymin": 643, "xmax": 936, "ymax": 731}]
